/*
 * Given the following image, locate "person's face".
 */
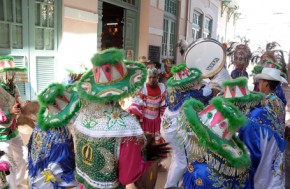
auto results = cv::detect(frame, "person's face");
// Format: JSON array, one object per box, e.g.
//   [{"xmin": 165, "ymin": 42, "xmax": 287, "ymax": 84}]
[
  {"xmin": 236, "ymin": 64, "xmax": 244, "ymax": 71},
  {"xmin": 258, "ymin": 79, "xmax": 268, "ymax": 94},
  {"xmin": 165, "ymin": 66, "xmax": 171, "ymax": 73},
  {"xmin": 148, "ymin": 76, "xmax": 158, "ymax": 86}
]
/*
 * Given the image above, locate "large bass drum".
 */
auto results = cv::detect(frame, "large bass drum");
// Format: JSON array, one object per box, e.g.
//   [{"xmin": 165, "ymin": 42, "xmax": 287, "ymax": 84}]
[{"xmin": 184, "ymin": 38, "xmax": 226, "ymax": 78}]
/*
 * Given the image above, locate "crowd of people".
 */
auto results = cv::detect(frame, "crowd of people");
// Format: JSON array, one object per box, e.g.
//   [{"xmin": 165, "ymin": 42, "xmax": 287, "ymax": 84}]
[{"xmin": 0, "ymin": 39, "xmax": 289, "ymax": 189}]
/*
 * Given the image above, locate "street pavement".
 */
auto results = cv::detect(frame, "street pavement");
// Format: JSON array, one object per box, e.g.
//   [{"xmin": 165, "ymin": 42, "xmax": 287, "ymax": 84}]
[{"xmin": 18, "ymin": 85, "xmax": 290, "ymax": 189}]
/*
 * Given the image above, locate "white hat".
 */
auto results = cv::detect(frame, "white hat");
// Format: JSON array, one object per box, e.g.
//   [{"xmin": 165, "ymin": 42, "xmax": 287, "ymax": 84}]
[{"xmin": 254, "ymin": 67, "xmax": 288, "ymax": 84}]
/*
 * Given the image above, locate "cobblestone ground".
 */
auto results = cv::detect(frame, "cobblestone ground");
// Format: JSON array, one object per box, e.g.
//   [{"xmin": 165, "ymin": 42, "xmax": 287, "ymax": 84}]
[{"xmin": 17, "ymin": 85, "xmax": 290, "ymax": 189}]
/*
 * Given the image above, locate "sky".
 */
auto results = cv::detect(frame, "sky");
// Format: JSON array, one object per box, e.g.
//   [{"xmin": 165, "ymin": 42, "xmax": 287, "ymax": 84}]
[{"xmin": 235, "ymin": 0, "xmax": 290, "ymax": 56}]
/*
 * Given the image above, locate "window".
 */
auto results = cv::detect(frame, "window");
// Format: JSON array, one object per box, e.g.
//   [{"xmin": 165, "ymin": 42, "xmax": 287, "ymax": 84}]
[
  {"xmin": 121, "ymin": 0, "xmax": 136, "ymax": 6},
  {"xmin": 0, "ymin": 0, "xmax": 23, "ymax": 49},
  {"xmin": 162, "ymin": 19, "xmax": 169, "ymax": 57},
  {"xmin": 192, "ymin": 11, "xmax": 203, "ymax": 40},
  {"xmin": 0, "ymin": 0, "xmax": 61, "ymax": 99},
  {"xmin": 165, "ymin": 0, "xmax": 177, "ymax": 15},
  {"xmin": 203, "ymin": 17, "xmax": 212, "ymax": 38},
  {"xmin": 162, "ymin": 0, "xmax": 177, "ymax": 59}
]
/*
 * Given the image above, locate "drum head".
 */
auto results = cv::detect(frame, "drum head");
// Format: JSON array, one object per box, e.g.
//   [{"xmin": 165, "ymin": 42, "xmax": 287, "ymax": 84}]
[{"xmin": 184, "ymin": 38, "xmax": 226, "ymax": 78}]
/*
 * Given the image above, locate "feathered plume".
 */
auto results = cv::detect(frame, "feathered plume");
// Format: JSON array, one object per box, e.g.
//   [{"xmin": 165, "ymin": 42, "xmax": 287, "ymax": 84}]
[
  {"xmin": 225, "ymin": 42, "xmax": 239, "ymax": 56},
  {"xmin": 177, "ymin": 39, "xmax": 189, "ymax": 55},
  {"xmin": 266, "ymin": 41, "xmax": 280, "ymax": 51}
]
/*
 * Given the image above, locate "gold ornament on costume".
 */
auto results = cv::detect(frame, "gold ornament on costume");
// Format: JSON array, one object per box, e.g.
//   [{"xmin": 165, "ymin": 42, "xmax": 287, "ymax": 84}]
[
  {"xmin": 82, "ymin": 143, "xmax": 93, "ymax": 166},
  {"xmin": 188, "ymin": 163, "xmax": 194, "ymax": 173}
]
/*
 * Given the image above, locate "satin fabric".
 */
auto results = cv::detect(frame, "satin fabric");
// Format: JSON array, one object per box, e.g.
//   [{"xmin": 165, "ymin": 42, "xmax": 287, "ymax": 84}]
[
  {"xmin": 28, "ymin": 125, "xmax": 76, "ymax": 189},
  {"xmin": 239, "ymin": 106, "xmax": 286, "ymax": 189},
  {"xmin": 183, "ymin": 154, "xmax": 250, "ymax": 189}
]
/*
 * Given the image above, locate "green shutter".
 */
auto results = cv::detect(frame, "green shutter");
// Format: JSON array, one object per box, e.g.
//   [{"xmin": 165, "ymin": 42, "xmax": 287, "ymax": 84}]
[{"xmin": 36, "ymin": 56, "xmax": 55, "ymax": 93}]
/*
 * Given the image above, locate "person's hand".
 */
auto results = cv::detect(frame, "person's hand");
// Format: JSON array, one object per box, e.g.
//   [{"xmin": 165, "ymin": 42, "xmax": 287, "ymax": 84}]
[
  {"xmin": 20, "ymin": 100, "xmax": 30, "ymax": 109},
  {"xmin": 9, "ymin": 103, "xmax": 21, "ymax": 115},
  {"xmin": 142, "ymin": 134, "xmax": 170, "ymax": 161}
]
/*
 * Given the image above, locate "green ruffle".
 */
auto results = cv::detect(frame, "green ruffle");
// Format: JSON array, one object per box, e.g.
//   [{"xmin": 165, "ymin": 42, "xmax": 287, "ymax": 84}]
[
  {"xmin": 166, "ymin": 67, "xmax": 202, "ymax": 88},
  {"xmin": 223, "ymin": 77, "xmax": 248, "ymax": 87},
  {"xmin": 38, "ymin": 83, "xmax": 65, "ymax": 105},
  {"xmin": 251, "ymin": 65, "xmax": 263, "ymax": 75},
  {"xmin": 183, "ymin": 98, "xmax": 250, "ymax": 168},
  {"xmin": 222, "ymin": 77, "xmax": 264, "ymax": 104},
  {"xmin": 0, "ymin": 67, "xmax": 27, "ymax": 73},
  {"xmin": 37, "ymin": 83, "xmax": 81, "ymax": 130},
  {"xmin": 91, "ymin": 48, "xmax": 124, "ymax": 66},
  {"xmin": 75, "ymin": 174, "xmax": 124, "ymax": 189},
  {"xmin": 170, "ymin": 63, "xmax": 186, "ymax": 73},
  {"xmin": 0, "ymin": 56, "xmax": 14, "ymax": 60},
  {"xmin": 77, "ymin": 61, "xmax": 147, "ymax": 104},
  {"xmin": 223, "ymin": 92, "xmax": 264, "ymax": 104},
  {"xmin": 210, "ymin": 97, "xmax": 247, "ymax": 132}
]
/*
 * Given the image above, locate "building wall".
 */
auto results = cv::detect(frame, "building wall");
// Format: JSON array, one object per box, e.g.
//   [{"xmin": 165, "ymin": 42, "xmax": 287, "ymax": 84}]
[
  {"xmin": 138, "ymin": 0, "xmax": 165, "ymax": 60},
  {"xmin": 216, "ymin": 0, "xmax": 239, "ymax": 43},
  {"xmin": 58, "ymin": 0, "xmax": 233, "ymax": 72},
  {"xmin": 175, "ymin": 0, "xmax": 219, "ymax": 63},
  {"xmin": 57, "ymin": 0, "xmax": 98, "ymax": 81}
]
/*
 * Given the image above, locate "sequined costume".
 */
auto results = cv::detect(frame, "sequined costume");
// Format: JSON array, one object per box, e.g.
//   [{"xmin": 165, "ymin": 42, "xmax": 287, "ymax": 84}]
[
  {"xmin": 0, "ymin": 56, "xmax": 27, "ymax": 189},
  {"xmin": 27, "ymin": 125, "xmax": 76, "ymax": 188},
  {"xmin": 27, "ymin": 83, "xmax": 79, "ymax": 188},
  {"xmin": 180, "ymin": 98, "xmax": 250, "ymax": 189},
  {"xmin": 239, "ymin": 102, "xmax": 286, "ymax": 188},
  {"xmin": 161, "ymin": 64, "xmax": 213, "ymax": 188},
  {"xmin": 235, "ymin": 73, "xmax": 286, "ymax": 188},
  {"xmin": 0, "ymin": 151, "xmax": 10, "ymax": 189},
  {"xmin": 74, "ymin": 102, "xmax": 150, "ymax": 188},
  {"xmin": 34, "ymin": 49, "xmax": 163, "ymax": 189},
  {"xmin": 129, "ymin": 82, "xmax": 166, "ymax": 137}
]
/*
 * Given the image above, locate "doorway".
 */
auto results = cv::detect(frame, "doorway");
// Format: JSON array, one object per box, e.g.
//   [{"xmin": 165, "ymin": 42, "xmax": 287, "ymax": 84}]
[{"xmin": 101, "ymin": 2, "xmax": 124, "ymax": 50}]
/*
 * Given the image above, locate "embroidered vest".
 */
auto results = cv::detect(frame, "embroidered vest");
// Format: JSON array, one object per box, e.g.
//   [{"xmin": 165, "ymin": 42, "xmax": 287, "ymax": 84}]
[{"xmin": 75, "ymin": 131, "xmax": 120, "ymax": 189}]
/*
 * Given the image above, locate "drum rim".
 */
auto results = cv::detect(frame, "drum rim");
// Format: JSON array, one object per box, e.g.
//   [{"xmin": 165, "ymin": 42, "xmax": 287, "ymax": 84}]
[{"xmin": 184, "ymin": 38, "xmax": 226, "ymax": 78}]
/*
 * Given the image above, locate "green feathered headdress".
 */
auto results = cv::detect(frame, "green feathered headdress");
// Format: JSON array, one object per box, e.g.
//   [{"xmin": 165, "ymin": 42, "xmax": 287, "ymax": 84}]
[
  {"xmin": 0, "ymin": 56, "xmax": 27, "ymax": 73},
  {"xmin": 77, "ymin": 48, "xmax": 147, "ymax": 103},
  {"xmin": 37, "ymin": 83, "xmax": 81, "ymax": 130},
  {"xmin": 182, "ymin": 97, "xmax": 250, "ymax": 168},
  {"xmin": 222, "ymin": 77, "xmax": 264, "ymax": 112},
  {"xmin": 166, "ymin": 63, "xmax": 202, "ymax": 92},
  {"xmin": 91, "ymin": 48, "xmax": 124, "ymax": 66}
]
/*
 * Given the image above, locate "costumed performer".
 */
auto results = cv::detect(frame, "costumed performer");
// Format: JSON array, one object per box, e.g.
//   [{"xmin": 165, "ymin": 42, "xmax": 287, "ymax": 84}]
[
  {"xmin": 0, "ymin": 56, "xmax": 28, "ymax": 189},
  {"xmin": 35, "ymin": 48, "xmax": 169, "ymax": 189},
  {"xmin": 252, "ymin": 58, "xmax": 287, "ymax": 106},
  {"xmin": 230, "ymin": 44, "xmax": 251, "ymax": 79},
  {"xmin": 159, "ymin": 59, "xmax": 173, "ymax": 85},
  {"xmin": 0, "ymin": 150, "xmax": 10, "ymax": 189},
  {"xmin": 237, "ymin": 68, "xmax": 287, "ymax": 188},
  {"xmin": 180, "ymin": 97, "xmax": 251, "ymax": 188},
  {"xmin": 27, "ymin": 83, "xmax": 80, "ymax": 188},
  {"xmin": 128, "ymin": 67, "xmax": 166, "ymax": 141},
  {"xmin": 221, "ymin": 77, "xmax": 264, "ymax": 188},
  {"xmin": 161, "ymin": 63, "xmax": 213, "ymax": 189}
]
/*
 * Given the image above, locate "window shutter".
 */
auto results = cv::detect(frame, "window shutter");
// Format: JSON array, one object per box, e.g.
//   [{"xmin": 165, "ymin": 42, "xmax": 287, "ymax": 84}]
[{"xmin": 36, "ymin": 56, "xmax": 55, "ymax": 93}]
